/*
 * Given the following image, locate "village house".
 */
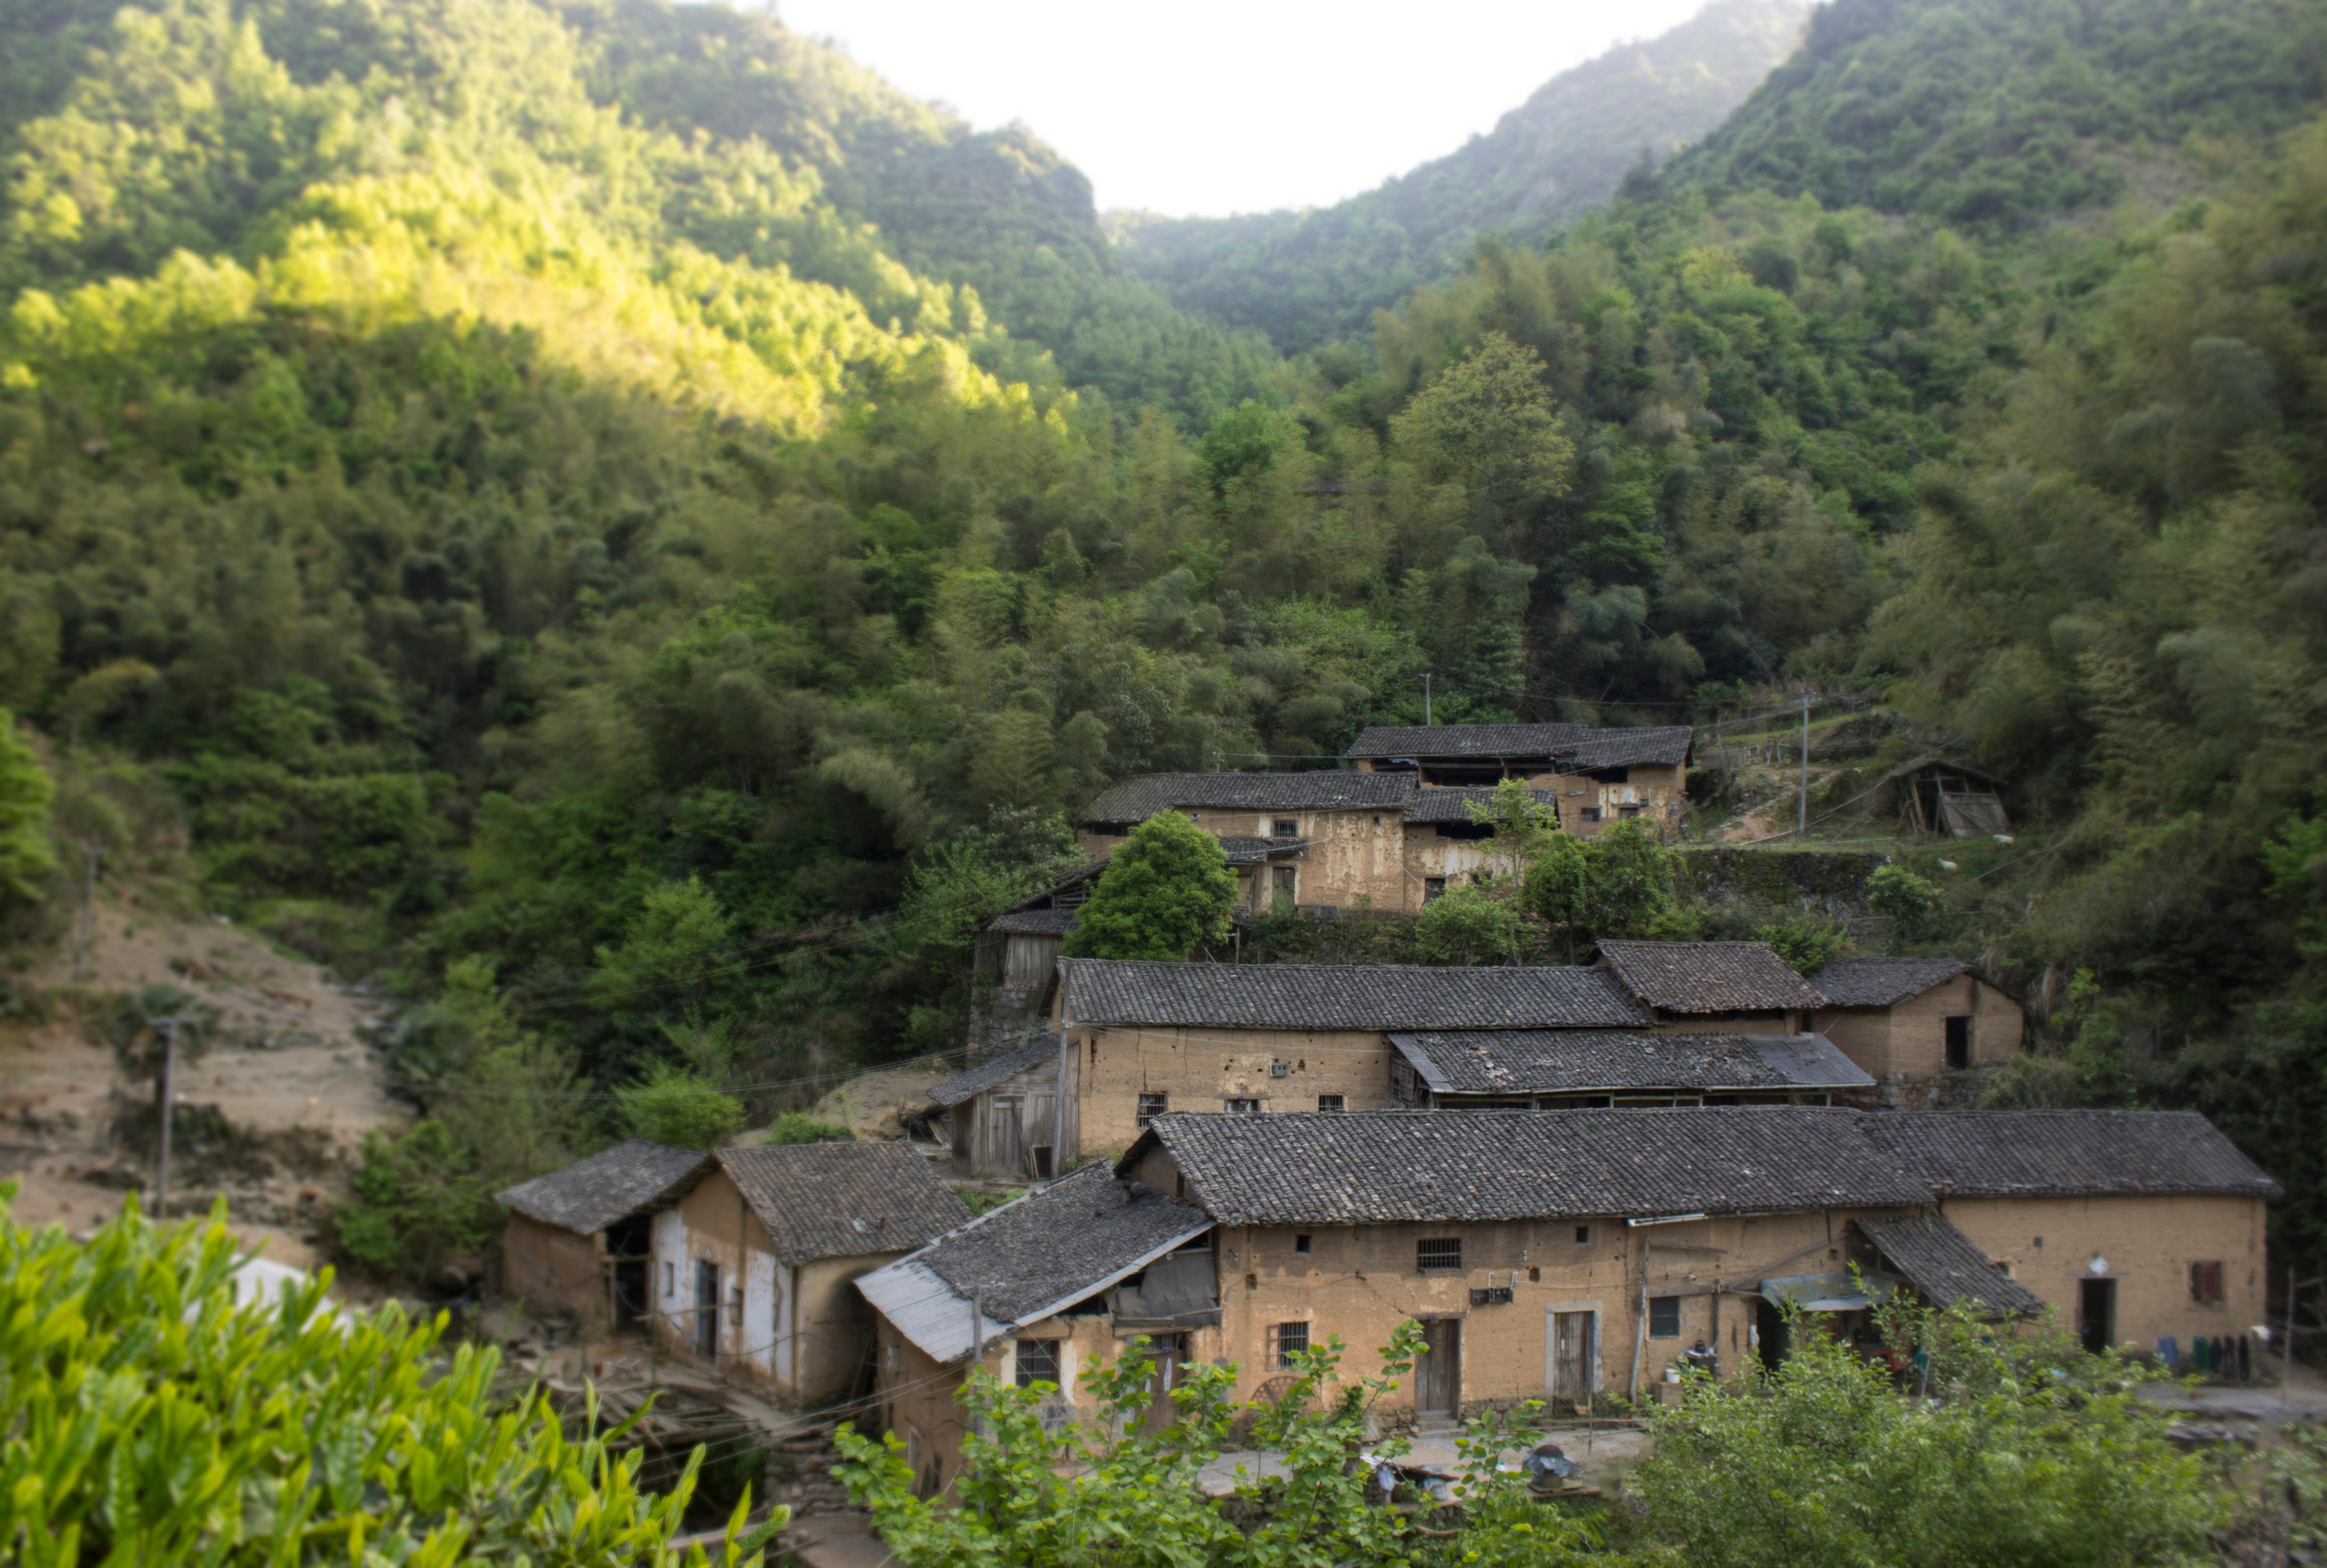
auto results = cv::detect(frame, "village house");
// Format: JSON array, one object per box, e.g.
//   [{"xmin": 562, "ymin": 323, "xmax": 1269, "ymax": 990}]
[
  {"xmin": 646, "ymin": 1142, "xmax": 972, "ymax": 1402},
  {"xmin": 1344, "ymin": 722, "xmax": 1695, "ymax": 837},
  {"xmin": 921, "ymin": 1032, "xmax": 1073, "ymax": 1179},
  {"xmin": 1810, "ymin": 955, "xmax": 2026, "ymax": 1107},
  {"xmin": 855, "ymin": 1164, "xmax": 1216, "ymax": 1499},
  {"xmin": 1075, "ymin": 772, "xmax": 1417, "ymax": 914},
  {"xmin": 496, "ymin": 1140, "xmax": 711, "ymax": 1333},
  {"xmin": 1106, "ymin": 1105, "xmax": 2275, "ymax": 1427},
  {"xmin": 1595, "ymin": 939, "xmax": 1828, "ymax": 1033},
  {"xmin": 1384, "ymin": 1027, "xmax": 1873, "ymax": 1109}
]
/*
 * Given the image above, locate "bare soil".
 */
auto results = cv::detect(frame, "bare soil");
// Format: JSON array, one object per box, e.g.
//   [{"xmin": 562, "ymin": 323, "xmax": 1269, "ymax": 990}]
[{"xmin": 0, "ymin": 898, "xmax": 401, "ymax": 1272}]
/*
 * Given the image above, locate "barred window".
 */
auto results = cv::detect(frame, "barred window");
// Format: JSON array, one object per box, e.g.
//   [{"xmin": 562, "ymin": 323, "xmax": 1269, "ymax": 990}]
[
  {"xmin": 1317, "ymin": 1095, "xmax": 1345, "ymax": 1113},
  {"xmin": 1137, "ymin": 1092, "xmax": 1169, "ymax": 1127},
  {"xmin": 1015, "ymin": 1339, "xmax": 1061, "ymax": 1388},
  {"xmin": 1418, "ymin": 1239, "xmax": 1462, "ymax": 1273},
  {"xmin": 1226, "ymin": 1097, "xmax": 1262, "ymax": 1114},
  {"xmin": 1268, "ymin": 1321, "xmax": 1310, "ymax": 1369}
]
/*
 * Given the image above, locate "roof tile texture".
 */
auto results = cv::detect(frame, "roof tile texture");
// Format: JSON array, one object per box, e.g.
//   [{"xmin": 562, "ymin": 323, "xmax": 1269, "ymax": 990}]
[
  {"xmin": 1854, "ymin": 1110, "xmax": 2283, "ymax": 1199},
  {"xmin": 1388, "ymin": 1029, "xmax": 1872, "ymax": 1094},
  {"xmin": 1855, "ymin": 1213, "xmax": 2045, "ymax": 1316},
  {"xmin": 719, "ymin": 1142, "xmax": 973, "ymax": 1265},
  {"xmin": 1598, "ymin": 941, "xmax": 1829, "ymax": 1014},
  {"xmin": 1061, "ymin": 959, "xmax": 1649, "ymax": 1031},
  {"xmin": 925, "ymin": 1034, "xmax": 1063, "ymax": 1108},
  {"xmin": 495, "ymin": 1140, "xmax": 709, "ymax": 1236},
  {"xmin": 1811, "ymin": 956, "xmax": 1970, "ymax": 1008},
  {"xmin": 915, "ymin": 1164, "xmax": 1212, "ymax": 1324},
  {"xmin": 1081, "ymin": 772, "xmax": 1413, "ymax": 823}
]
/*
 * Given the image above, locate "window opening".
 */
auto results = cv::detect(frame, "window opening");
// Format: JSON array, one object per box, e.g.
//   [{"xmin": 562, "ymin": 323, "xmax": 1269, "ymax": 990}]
[
  {"xmin": 1295, "ymin": 1234, "xmax": 1312, "ymax": 1254},
  {"xmin": 1649, "ymin": 1296, "xmax": 1681, "ymax": 1338},
  {"xmin": 1316, "ymin": 1094, "xmax": 1345, "ymax": 1112},
  {"xmin": 1575, "ymin": 1224, "xmax": 1591, "ymax": 1245},
  {"xmin": 1272, "ymin": 819, "xmax": 1299, "ymax": 839},
  {"xmin": 1225, "ymin": 1097, "xmax": 1262, "ymax": 1114},
  {"xmin": 1418, "ymin": 1239, "xmax": 1462, "ymax": 1273},
  {"xmin": 1015, "ymin": 1339, "xmax": 1061, "ymax": 1388},
  {"xmin": 1268, "ymin": 1321, "xmax": 1310, "ymax": 1368},
  {"xmin": 1944, "ymin": 1015, "xmax": 1972, "ymax": 1069},
  {"xmin": 1137, "ymin": 1092, "xmax": 1169, "ymax": 1127},
  {"xmin": 2190, "ymin": 1261, "xmax": 2224, "ymax": 1305}
]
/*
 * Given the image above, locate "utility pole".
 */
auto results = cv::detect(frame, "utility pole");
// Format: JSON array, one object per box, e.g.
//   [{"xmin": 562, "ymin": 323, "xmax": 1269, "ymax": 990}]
[
  {"xmin": 971, "ymin": 1294, "xmax": 985, "ymax": 1368},
  {"xmin": 153, "ymin": 1016, "xmax": 185, "ymax": 1220},
  {"xmin": 1798, "ymin": 694, "xmax": 1811, "ymax": 837}
]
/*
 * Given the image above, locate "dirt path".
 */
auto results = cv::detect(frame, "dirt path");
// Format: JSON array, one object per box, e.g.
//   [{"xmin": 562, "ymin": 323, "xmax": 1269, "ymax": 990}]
[{"xmin": 0, "ymin": 900, "xmax": 401, "ymax": 1271}]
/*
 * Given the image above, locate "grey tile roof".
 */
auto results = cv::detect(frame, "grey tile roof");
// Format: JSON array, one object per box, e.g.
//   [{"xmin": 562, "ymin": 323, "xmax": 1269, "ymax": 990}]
[
  {"xmin": 915, "ymin": 1164, "xmax": 1213, "ymax": 1327},
  {"xmin": 1081, "ymin": 772, "xmax": 1413, "ymax": 823},
  {"xmin": 1345, "ymin": 724, "xmax": 1590, "ymax": 759},
  {"xmin": 989, "ymin": 908, "xmax": 1077, "ymax": 936},
  {"xmin": 1217, "ymin": 835, "xmax": 1304, "ymax": 863},
  {"xmin": 1343, "ymin": 724, "xmax": 1693, "ymax": 768},
  {"xmin": 1854, "ymin": 1214, "xmax": 2045, "ymax": 1317},
  {"xmin": 1060, "ymin": 960, "xmax": 1649, "ymax": 1031},
  {"xmin": 1813, "ymin": 956, "xmax": 1969, "ymax": 1009},
  {"xmin": 1388, "ymin": 1030, "xmax": 1873, "ymax": 1096},
  {"xmin": 1400, "ymin": 787, "xmax": 1559, "ymax": 824},
  {"xmin": 719, "ymin": 1142, "xmax": 974, "ymax": 1265},
  {"xmin": 1855, "ymin": 1110, "xmax": 2284, "ymax": 1199},
  {"xmin": 1598, "ymin": 941, "xmax": 1830, "ymax": 1015},
  {"xmin": 925, "ymin": 1034, "xmax": 1064, "ymax": 1108},
  {"xmin": 1132, "ymin": 1107, "xmax": 1931, "ymax": 1225},
  {"xmin": 495, "ymin": 1140, "xmax": 711, "ymax": 1236}
]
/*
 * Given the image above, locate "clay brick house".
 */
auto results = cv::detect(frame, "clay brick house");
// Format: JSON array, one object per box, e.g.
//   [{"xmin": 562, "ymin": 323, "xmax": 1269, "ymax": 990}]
[
  {"xmin": 856, "ymin": 1164, "xmax": 1215, "ymax": 1498},
  {"xmin": 1076, "ymin": 772, "xmax": 1416, "ymax": 914},
  {"xmin": 1384, "ymin": 1028, "xmax": 1873, "ymax": 1109},
  {"xmin": 647, "ymin": 1142, "xmax": 972, "ymax": 1402},
  {"xmin": 1344, "ymin": 722, "xmax": 1694, "ymax": 837},
  {"xmin": 922, "ymin": 1032, "xmax": 1072, "ymax": 1179},
  {"xmin": 496, "ymin": 1140, "xmax": 710, "ymax": 1333},
  {"xmin": 1596, "ymin": 940, "xmax": 1827, "ymax": 1033},
  {"xmin": 1048, "ymin": 957, "xmax": 1649, "ymax": 1157},
  {"xmin": 1811, "ymin": 956, "xmax": 2025, "ymax": 1107},
  {"xmin": 1399, "ymin": 786, "xmax": 1557, "ymax": 902}
]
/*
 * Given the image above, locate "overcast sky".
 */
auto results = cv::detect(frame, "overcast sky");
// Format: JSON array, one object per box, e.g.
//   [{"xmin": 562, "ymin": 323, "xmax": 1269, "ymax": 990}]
[{"xmin": 770, "ymin": 0, "xmax": 1712, "ymax": 218}]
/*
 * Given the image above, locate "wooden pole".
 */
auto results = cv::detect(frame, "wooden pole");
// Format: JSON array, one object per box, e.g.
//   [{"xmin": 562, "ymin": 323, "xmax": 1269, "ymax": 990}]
[
  {"xmin": 154, "ymin": 1018, "xmax": 179, "ymax": 1220},
  {"xmin": 1798, "ymin": 695, "xmax": 1810, "ymax": 837}
]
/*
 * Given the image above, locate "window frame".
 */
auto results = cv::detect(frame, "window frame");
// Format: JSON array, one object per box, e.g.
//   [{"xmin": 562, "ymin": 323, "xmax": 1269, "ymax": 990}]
[
  {"xmin": 1014, "ymin": 1338, "xmax": 1063, "ymax": 1388},
  {"xmin": 1137, "ymin": 1092, "xmax": 1169, "ymax": 1128},
  {"xmin": 1417, "ymin": 1238, "xmax": 1463, "ymax": 1274},
  {"xmin": 1574, "ymin": 1224, "xmax": 1591, "ymax": 1245},
  {"xmin": 2189, "ymin": 1260, "xmax": 2225, "ymax": 1305},
  {"xmin": 1648, "ymin": 1296, "xmax": 1682, "ymax": 1339},
  {"xmin": 1268, "ymin": 1320, "xmax": 1310, "ymax": 1369},
  {"xmin": 1316, "ymin": 1094, "xmax": 1345, "ymax": 1113},
  {"xmin": 1271, "ymin": 818, "xmax": 1300, "ymax": 839},
  {"xmin": 1225, "ymin": 1096, "xmax": 1262, "ymax": 1114}
]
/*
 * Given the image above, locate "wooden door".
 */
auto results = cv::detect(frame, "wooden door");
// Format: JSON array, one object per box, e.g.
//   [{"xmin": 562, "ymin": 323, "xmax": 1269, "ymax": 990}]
[
  {"xmin": 989, "ymin": 1094, "xmax": 1024, "ymax": 1174},
  {"xmin": 1550, "ymin": 1312, "xmax": 1593, "ymax": 1403},
  {"xmin": 693, "ymin": 1260, "xmax": 719, "ymax": 1358},
  {"xmin": 1143, "ymin": 1334, "xmax": 1189, "ymax": 1435},
  {"xmin": 1417, "ymin": 1319, "xmax": 1460, "ymax": 1415}
]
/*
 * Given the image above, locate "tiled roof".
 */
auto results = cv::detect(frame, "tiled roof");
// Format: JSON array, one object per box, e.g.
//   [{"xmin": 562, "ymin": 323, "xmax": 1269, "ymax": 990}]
[
  {"xmin": 719, "ymin": 1142, "xmax": 974, "ymax": 1265},
  {"xmin": 1342, "ymin": 724, "xmax": 1693, "ymax": 768},
  {"xmin": 1388, "ymin": 1030, "xmax": 1873, "ymax": 1095},
  {"xmin": 495, "ymin": 1140, "xmax": 710, "ymax": 1236},
  {"xmin": 925, "ymin": 1034, "xmax": 1063, "ymax": 1108},
  {"xmin": 1344, "ymin": 724, "xmax": 1589, "ymax": 759},
  {"xmin": 989, "ymin": 908, "xmax": 1077, "ymax": 936},
  {"xmin": 1855, "ymin": 1214, "xmax": 2044, "ymax": 1317},
  {"xmin": 1060, "ymin": 960, "xmax": 1649, "ymax": 1030},
  {"xmin": 1133, "ymin": 1107, "xmax": 1930, "ymax": 1225},
  {"xmin": 1598, "ymin": 941, "xmax": 1829, "ymax": 1014},
  {"xmin": 1813, "ymin": 956, "xmax": 1969, "ymax": 1008},
  {"xmin": 1400, "ymin": 787, "xmax": 1559, "ymax": 824},
  {"xmin": 1217, "ymin": 836, "xmax": 1304, "ymax": 863},
  {"xmin": 856, "ymin": 1165, "xmax": 1213, "ymax": 1362},
  {"xmin": 1081, "ymin": 772, "xmax": 1413, "ymax": 823},
  {"xmin": 1855, "ymin": 1110, "xmax": 2284, "ymax": 1199}
]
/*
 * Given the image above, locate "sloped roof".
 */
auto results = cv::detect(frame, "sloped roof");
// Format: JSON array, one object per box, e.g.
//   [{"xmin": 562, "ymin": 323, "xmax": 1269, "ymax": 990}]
[
  {"xmin": 1217, "ymin": 835, "xmax": 1306, "ymax": 863},
  {"xmin": 1343, "ymin": 724, "xmax": 1693, "ymax": 768},
  {"xmin": 925, "ymin": 1034, "xmax": 1063, "ymax": 1108},
  {"xmin": 495, "ymin": 1140, "xmax": 711, "ymax": 1236},
  {"xmin": 1131, "ymin": 1107, "xmax": 1929, "ymax": 1226},
  {"xmin": 1388, "ymin": 1030, "xmax": 1873, "ymax": 1096},
  {"xmin": 1813, "ymin": 956, "xmax": 1969, "ymax": 1009},
  {"xmin": 1060, "ymin": 959, "xmax": 1649, "ymax": 1031},
  {"xmin": 1855, "ymin": 1214, "xmax": 2044, "ymax": 1317},
  {"xmin": 719, "ymin": 1142, "xmax": 973, "ymax": 1266},
  {"xmin": 1400, "ymin": 787, "xmax": 1560, "ymax": 824},
  {"xmin": 1598, "ymin": 941, "xmax": 1830, "ymax": 1014},
  {"xmin": 1875, "ymin": 753, "xmax": 2010, "ymax": 788},
  {"xmin": 1081, "ymin": 772, "xmax": 1413, "ymax": 823},
  {"xmin": 990, "ymin": 908, "xmax": 1077, "ymax": 936},
  {"xmin": 1855, "ymin": 1110, "xmax": 2284, "ymax": 1199},
  {"xmin": 854, "ymin": 1165, "xmax": 1212, "ymax": 1363},
  {"xmin": 1345, "ymin": 724, "xmax": 1589, "ymax": 759}
]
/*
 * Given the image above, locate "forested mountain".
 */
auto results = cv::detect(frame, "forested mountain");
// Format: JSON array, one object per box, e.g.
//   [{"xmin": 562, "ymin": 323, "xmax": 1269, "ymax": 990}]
[
  {"xmin": 2, "ymin": 0, "xmax": 2326, "ymax": 1273},
  {"xmin": 1109, "ymin": 0, "xmax": 1811, "ymax": 353}
]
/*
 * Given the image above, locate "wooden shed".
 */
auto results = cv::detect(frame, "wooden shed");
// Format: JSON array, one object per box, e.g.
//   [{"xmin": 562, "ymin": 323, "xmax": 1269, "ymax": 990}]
[
  {"xmin": 922, "ymin": 1032, "xmax": 1077, "ymax": 1179},
  {"xmin": 975, "ymin": 861, "xmax": 1107, "ymax": 993},
  {"xmin": 1872, "ymin": 755, "xmax": 2012, "ymax": 837},
  {"xmin": 495, "ymin": 1140, "xmax": 711, "ymax": 1333}
]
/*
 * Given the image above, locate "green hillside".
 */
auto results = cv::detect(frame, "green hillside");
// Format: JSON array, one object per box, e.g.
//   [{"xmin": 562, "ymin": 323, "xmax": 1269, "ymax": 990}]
[
  {"xmin": 0, "ymin": 0, "xmax": 2324, "ymax": 1279},
  {"xmin": 1110, "ymin": 0, "xmax": 1811, "ymax": 353}
]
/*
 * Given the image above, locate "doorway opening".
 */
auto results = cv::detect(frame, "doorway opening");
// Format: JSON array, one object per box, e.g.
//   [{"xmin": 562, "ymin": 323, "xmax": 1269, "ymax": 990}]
[
  {"xmin": 1550, "ymin": 1311, "xmax": 1594, "ymax": 1406},
  {"xmin": 694, "ymin": 1259, "xmax": 720, "ymax": 1358},
  {"xmin": 1944, "ymin": 1015, "xmax": 1972, "ymax": 1069},
  {"xmin": 1418, "ymin": 1319, "xmax": 1462, "ymax": 1418},
  {"xmin": 606, "ymin": 1214, "xmax": 650, "ymax": 1328},
  {"xmin": 2078, "ymin": 1277, "xmax": 2116, "ymax": 1355},
  {"xmin": 1755, "ymin": 1297, "xmax": 1790, "ymax": 1371}
]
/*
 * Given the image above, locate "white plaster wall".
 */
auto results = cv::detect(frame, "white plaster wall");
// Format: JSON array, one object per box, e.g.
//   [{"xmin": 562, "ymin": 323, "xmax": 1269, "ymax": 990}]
[
  {"xmin": 651, "ymin": 1209, "xmax": 685, "ymax": 1326},
  {"xmin": 743, "ymin": 1248, "xmax": 779, "ymax": 1380}
]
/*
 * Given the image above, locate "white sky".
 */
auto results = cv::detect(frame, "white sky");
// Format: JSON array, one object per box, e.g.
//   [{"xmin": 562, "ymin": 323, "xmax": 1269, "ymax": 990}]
[{"xmin": 769, "ymin": 0, "xmax": 1711, "ymax": 218}]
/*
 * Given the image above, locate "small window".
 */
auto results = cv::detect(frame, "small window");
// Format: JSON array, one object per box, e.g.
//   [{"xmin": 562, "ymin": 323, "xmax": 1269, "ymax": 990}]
[
  {"xmin": 1578, "ymin": 807, "xmax": 1602, "ymax": 823},
  {"xmin": 1015, "ymin": 1339, "xmax": 1061, "ymax": 1388},
  {"xmin": 1137, "ymin": 1092, "xmax": 1169, "ymax": 1127},
  {"xmin": 1423, "ymin": 876, "xmax": 1447, "ymax": 902},
  {"xmin": 1268, "ymin": 1321, "xmax": 1310, "ymax": 1369},
  {"xmin": 1295, "ymin": 1233, "xmax": 1312, "ymax": 1255},
  {"xmin": 2190, "ymin": 1261, "xmax": 2225, "ymax": 1305},
  {"xmin": 728, "ymin": 1287, "xmax": 743, "ymax": 1328},
  {"xmin": 1226, "ymin": 1097, "xmax": 1262, "ymax": 1114},
  {"xmin": 1649, "ymin": 1297, "xmax": 1681, "ymax": 1338},
  {"xmin": 1574, "ymin": 1224, "xmax": 1591, "ymax": 1245},
  {"xmin": 1272, "ymin": 818, "xmax": 1299, "ymax": 839},
  {"xmin": 663, "ymin": 1262, "xmax": 674, "ymax": 1297},
  {"xmin": 1418, "ymin": 1239, "xmax": 1462, "ymax": 1273},
  {"xmin": 1945, "ymin": 1016, "xmax": 1972, "ymax": 1070},
  {"xmin": 1317, "ymin": 1094, "xmax": 1344, "ymax": 1113},
  {"xmin": 1617, "ymin": 804, "xmax": 1642, "ymax": 820}
]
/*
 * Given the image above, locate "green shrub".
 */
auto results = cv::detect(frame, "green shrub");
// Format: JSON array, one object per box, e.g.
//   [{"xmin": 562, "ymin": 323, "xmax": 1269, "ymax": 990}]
[
  {"xmin": 1413, "ymin": 880, "xmax": 1523, "ymax": 964},
  {"xmin": 334, "ymin": 1119, "xmax": 502, "ymax": 1280},
  {"xmin": 1060, "ymin": 812, "xmax": 1239, "ymax": 961},
  {"xmin": 619, "ymin": 1061, "xmax": 746, "ymax": 1150},
  {"xmin": 1866, "ymin": 862, "xmax": 1944, "ymax": 944},
  {"xmin": 0, "ymin": 708, "xmax": 54, "ymax": 908},
  {"xmin": 0, "ymin": 1188, "xmax": 783, "ymax": 1565},
  {"xmin": 762, "ymin": 1110, "xmax": 852, "ymax": 1145},
  {"xmin": 1755, "ymin": 911, "xmax": 1852, "ymax": 974}
]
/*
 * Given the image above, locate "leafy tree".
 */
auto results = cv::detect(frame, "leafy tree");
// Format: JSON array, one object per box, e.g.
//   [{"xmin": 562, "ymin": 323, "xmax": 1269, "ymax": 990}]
[
  {"xmin": 1866, "ymin": 862, "xmax": 1944, "ymax": 946},
  {"xmin": 1392, "ymin": 332, "xmax": 1573, "ymax": 554},
  {"xmin": 1523, "ymin": 820, "xmax": 1688, "ymax": 956},
  {"xmin": 0, "ymin": 1190, "xmax": 781, "ymax": 1565},
  {"xmin": 1617, "ymin": 1296, "xmax": 2221, "ymax": 1567},
  {"xmin": 1756, "ymin": 911, "xmax": 1851, "ymax": 973},
  {"xmin": 0, "ymin": 710, "xmax": 55, "ymax": 908},
  {"xmin": 334, "ymin": 1120, "xmax": 503, "ymax": 1281},
  {"xmin": 1415, "ymin": 880, "xmax": 1524, "ymax": 965},
  {"xmin": 1060, "ymin": 813, "xmax": 1239, "ymax": 961},
  {"xmin": 618, "ymin": 1061, "xmax": 746, "ymax": 1150},
  {"xmin": 591, "ymin": 877, "xmax": 737, "ymax": 1012}
]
